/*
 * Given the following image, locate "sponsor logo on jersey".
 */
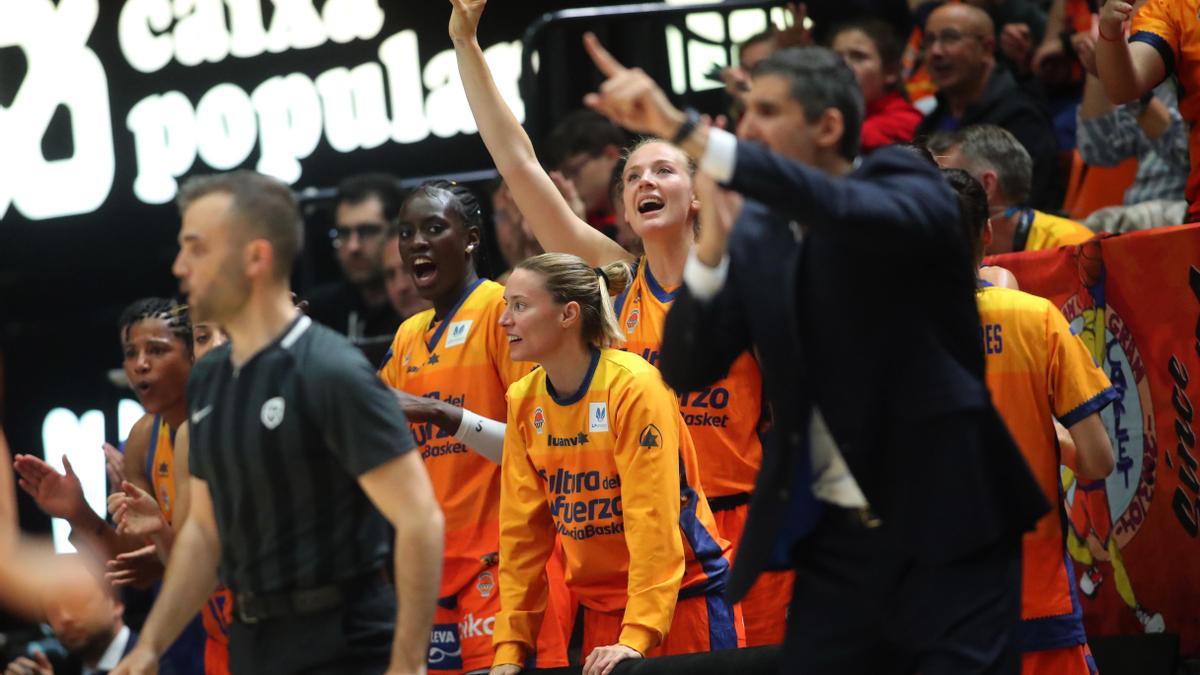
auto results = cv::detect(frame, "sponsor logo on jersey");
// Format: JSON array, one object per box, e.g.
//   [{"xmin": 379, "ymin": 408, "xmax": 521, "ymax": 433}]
[
  {"xmin": 533, "ymin": 407, "xmax": 545, "ymax": 434},
  {"xmin": 548, "ymin": 432, "xmax": 589, "ymax": 447},
  {"xmin": 428, "ymin": 623, "xmax": 463, "ymax": 670},
  {"xmin": 638, "ymin": 424, "xmax": 662, "ymax": 449},
  {"xmin": 626, "ymin": 307, "xmax": 639, "ymax": 334},
  {"xmin": 260, "ymin": 396, "xmax": 285, "ymax": 430},
  {"xmin": 190, "ymin": 405, "xmax": 213, "ymax": 425},
  {"xmin": 444, "ymin": 320, "xmax": 472, "ymax": 348},
  {"xmin": 589, "ymin": 402, "xmax": 609, "ymax": 432},
  {"xmin": 459, "ymin": 612, "xmax": 495, "ymax": 639},
  {"xmin": 476, "ymin": 571, "xmax": 495, "ymax": 598}
]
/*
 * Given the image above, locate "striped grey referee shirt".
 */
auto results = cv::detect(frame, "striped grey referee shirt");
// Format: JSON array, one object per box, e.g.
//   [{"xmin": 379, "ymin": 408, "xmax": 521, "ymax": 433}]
[{"xmin": 187, "ymin": 315, "xmax": 415, "ymax": 594}]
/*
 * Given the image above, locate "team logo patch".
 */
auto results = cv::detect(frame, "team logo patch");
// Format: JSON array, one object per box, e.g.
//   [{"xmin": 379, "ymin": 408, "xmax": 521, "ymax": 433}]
[
  {"xmin": 427, "ymin": 624, "xmax": 463, "ymax": 670},
  {"xmin": 533, "ymin": 407, "xmax": 545, "ymax": 434},
  {"xmin": 625, "ymin": 307, "xmax": 639, "ymax": 334},
  {"xmin": 476, "ymin": 570, "xmax": 495, "ymax": 598},
  {"xmin": 260, "ymin": 396, "xmax": 285, "ymax": 430},
  {"xmin": 444, "ymin": 320, "xmax": 472, "ymax": 348},
  {"xmin": 638, "ymin": 424, "xmax": 662, "ymax": 449},
  {"xmin": 157, "ymin": 461, "xmax": 169, "ymax": 476},
  {"xmin": 589, "ymin": 402, "xmax": 609, "ymax": 432}
]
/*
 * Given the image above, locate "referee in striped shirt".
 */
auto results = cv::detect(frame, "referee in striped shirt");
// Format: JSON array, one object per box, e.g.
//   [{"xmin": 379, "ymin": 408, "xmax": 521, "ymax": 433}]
[{"xmin": 114, "ymin": 171, "xmax": 444, "ymax": 675}]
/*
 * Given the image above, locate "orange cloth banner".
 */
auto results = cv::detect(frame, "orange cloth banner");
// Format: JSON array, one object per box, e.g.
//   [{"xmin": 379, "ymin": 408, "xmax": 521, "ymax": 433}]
[{"xmin": 986, "ymin": 224, "xmax": 1200, "ymax": 655}]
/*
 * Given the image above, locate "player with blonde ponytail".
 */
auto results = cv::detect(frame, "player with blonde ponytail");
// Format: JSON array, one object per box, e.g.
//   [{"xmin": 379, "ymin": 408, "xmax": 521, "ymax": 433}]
[{"xmin": 491, "ymin": 253, "xmax": 741, "ymax": 675}]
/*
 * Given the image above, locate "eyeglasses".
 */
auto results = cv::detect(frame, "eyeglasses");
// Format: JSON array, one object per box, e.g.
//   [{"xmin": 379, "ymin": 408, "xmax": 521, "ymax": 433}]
[
  {"xmin": 329, "ymin": 223, "xmax": 388, "ymax": 248},
  {"xmin": 560, "ymin": 154, "xmax": 598, "ymax": 181},
  {"xmin": 921, "ymin": 29, "xmax": 985, "ymax": 50}
]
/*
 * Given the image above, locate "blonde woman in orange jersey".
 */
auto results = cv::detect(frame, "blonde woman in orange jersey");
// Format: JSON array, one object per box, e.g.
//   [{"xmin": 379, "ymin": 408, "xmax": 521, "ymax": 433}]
[
  {"xmin": 447, "ymin": 0, "xmax": 787, "ymax": 646},
  {"xmin": 377, "ymin": 181, "xmax": 571, "ymax": 675},
  {"xmin": 491, "ymin": 253, "xmax": 742, "ymax": 675}
]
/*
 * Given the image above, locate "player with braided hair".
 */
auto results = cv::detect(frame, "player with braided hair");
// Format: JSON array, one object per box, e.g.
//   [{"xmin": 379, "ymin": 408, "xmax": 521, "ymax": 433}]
[
  {"xmin": 379, "ymin": 180, "xmax": 571, "ymax": 674},
  {"xmin": 14, "ymin": 296, "xmax": 208, "ymax": 675}
]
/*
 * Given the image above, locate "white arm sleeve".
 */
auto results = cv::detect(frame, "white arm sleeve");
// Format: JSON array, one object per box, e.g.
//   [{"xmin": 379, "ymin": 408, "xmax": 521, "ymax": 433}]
[{"xmin": 454, "ymin": 409, "xmax": 507, "ymax": 464}]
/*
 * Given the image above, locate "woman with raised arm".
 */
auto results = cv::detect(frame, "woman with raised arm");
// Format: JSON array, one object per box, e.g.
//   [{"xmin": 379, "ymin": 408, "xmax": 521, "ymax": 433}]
[
  {"xmin": 449, "ymin": 0, "xmax": 785, "ymax": 647},
  {"xmin": 491, "ymin": 253, "xmax": 740, "ymax": 675}
]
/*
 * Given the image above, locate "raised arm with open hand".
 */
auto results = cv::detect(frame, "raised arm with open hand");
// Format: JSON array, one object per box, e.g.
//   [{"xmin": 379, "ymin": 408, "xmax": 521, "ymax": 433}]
[{"xmin": 447, "ymin": 0, "xmax": 633, "ymax": 267}]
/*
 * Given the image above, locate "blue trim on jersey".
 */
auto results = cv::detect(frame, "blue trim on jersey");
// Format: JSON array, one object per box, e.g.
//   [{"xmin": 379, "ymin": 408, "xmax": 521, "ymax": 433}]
[
  {"xmin": 425, "ymin": 277, "xmax": 486, "ymax": 353},
  {"xmin": 677, "ymin": 483, "xmax": 729, "ymax": 598},
  {"xmin": 1130, "ymin": 32, "xmax": 1176, "ymax": 79},
  {"xmin": 643, "ymin": 259, "xmax": 680, "ymax": 304},
  {"xmin": 1017, "ymin": 549, "xmax": 1089, "ymax": 652},
  {"xmin": 377, "ymin": 346, "xmax": 394, "ymax": 374},
  {"xmin": 676, "ymin": 457, "xmax": 729, "ymax": 599},
  {"xmin": 160, "ymin": 610, "xmax": 207, "ymax": 675},
  {"xmin": 145, "ymin": 414, "xmax": 161, "ymax": 487},
  {"xmin": 546, "ymin": 347, "xmax": 601, "ymax": 406},
  {"xmin": 612, "ymin": 259, "xmax": 640, "ymax": 318},
  {"xmin": 1058, "ymin": 387, "xmax": 1119, "ymax": 427},
  {"xmin": 206, "ymin": 596, "xmax": 229, "ymax": 637},
  {"xmin": 704, "ymin": 592, "xmax": 739, "ymax": 651}
]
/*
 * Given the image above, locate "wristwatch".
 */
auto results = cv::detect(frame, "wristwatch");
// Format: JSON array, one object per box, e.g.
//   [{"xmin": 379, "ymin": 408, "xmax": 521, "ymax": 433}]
[
  {"xmin": 1130, "ymin": 91, "xmax": 1155, "ymax": 116},
  {"xmin": 671, "ymin": 107, "xmax": 702, "ymax": 145}
]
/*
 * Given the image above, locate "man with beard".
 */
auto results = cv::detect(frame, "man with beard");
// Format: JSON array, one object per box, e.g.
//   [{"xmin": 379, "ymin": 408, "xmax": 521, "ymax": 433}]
[
  {"xmin": 113, "ymin": 170, "xmax": 443, "ymax": 675},
  {"xmin": 4, "ymin": 555, "xmax": 136, "ymax": 675}
]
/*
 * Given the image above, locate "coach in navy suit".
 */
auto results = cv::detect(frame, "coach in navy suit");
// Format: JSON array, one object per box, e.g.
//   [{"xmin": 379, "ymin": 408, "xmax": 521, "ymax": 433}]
[{"xmin": 583, "ymin": 39, "xmax": 1050, "ymax": 674}]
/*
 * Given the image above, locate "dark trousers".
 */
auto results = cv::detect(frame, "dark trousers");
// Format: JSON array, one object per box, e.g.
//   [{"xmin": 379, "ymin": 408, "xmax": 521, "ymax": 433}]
[
  {"xmin": 229, "ymin": 580, "xmax": 396, "ymax": 675},
  {"xmin": 783, "ymin": 507, "xmax": 1023, "ymax": 675}
]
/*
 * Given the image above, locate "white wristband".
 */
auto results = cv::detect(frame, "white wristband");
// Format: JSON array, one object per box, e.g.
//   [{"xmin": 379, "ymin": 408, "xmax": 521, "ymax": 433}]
[{"xmin": 454, "ymin": 409, "xmax": 506, "ymax": 464}]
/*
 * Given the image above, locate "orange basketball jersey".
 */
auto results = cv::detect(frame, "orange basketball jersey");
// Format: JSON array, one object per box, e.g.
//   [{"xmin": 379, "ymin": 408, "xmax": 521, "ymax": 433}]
[
  {"xmin": 1132, "ymin": 0, "xmax": 1200, "ymax": 219},
  {"xmin": 978, "ymin": 284, "xmax": 1117, "ymax": 649},
  {"xmin": 495, "ymin": 348, "xmax": 731, "ymax": 664},
  {"xmin": 613, "ymin": 258, "xmax": 763, "ymax": 497},
  {"xmin": 146, "ymin": 415, "xmax": 177, "ymax": 524},
  {"xmin": 379, "ymin": 279, "xmax": 534, "ymax": 599}
]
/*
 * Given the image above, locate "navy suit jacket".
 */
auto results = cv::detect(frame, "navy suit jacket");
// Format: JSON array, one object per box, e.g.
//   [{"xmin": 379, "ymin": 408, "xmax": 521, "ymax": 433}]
[
  {"xmin": 660, "ymin": 144, "xmax": 1049, "ymax": 598},
  {"xmin": 660, "ymin": 200, "xmax": 816, "ymax": 601}
]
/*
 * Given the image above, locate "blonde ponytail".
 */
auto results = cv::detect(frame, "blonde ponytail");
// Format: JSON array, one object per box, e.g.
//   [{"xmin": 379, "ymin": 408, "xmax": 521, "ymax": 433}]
[{"xmin": 516, "ymin": 253, "xmax": 632, "ymax": 348}]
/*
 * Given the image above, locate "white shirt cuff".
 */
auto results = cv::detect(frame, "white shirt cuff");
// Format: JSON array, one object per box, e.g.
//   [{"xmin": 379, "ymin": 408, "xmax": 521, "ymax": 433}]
[
  {"xmin": 683, "ymin": 250, "xmax": 730, "ymax": 301},
  {"xmin": 700, "ymin": 127, "xmax": 738, "ymax": 183}
]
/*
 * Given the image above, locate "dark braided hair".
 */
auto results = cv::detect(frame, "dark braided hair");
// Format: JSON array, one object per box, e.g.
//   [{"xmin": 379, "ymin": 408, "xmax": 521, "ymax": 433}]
[
  {"xmin": 405, "ymin": 180, "xmax": 484, "ymax": 233},
  {"xmin": 941, "ymin": 168, "xmax": 989, "ymax": 265},
  {"xmin": 118, "ymin": 297, "xmax": 193, "ymax": 355}
]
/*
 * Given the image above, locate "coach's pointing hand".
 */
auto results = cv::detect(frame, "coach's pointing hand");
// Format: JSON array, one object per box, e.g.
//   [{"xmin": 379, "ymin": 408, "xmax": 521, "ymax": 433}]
[{"xmin": 583, "ymin": 33, "xmax": 686, "ymax": 141}]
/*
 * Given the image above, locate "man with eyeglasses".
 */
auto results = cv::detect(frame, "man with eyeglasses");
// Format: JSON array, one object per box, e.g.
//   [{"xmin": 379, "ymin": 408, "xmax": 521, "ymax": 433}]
[
  {"xmin": 306, "ymin": 173, "xmax": 405, "ymax": 351},
  {"xmin": 544, "ymin": 109, "xmax": 629, "ymax": 239},
  {"xmin": 916, "ymin": 3, "xmax": 1061, "ymax": 212}
]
